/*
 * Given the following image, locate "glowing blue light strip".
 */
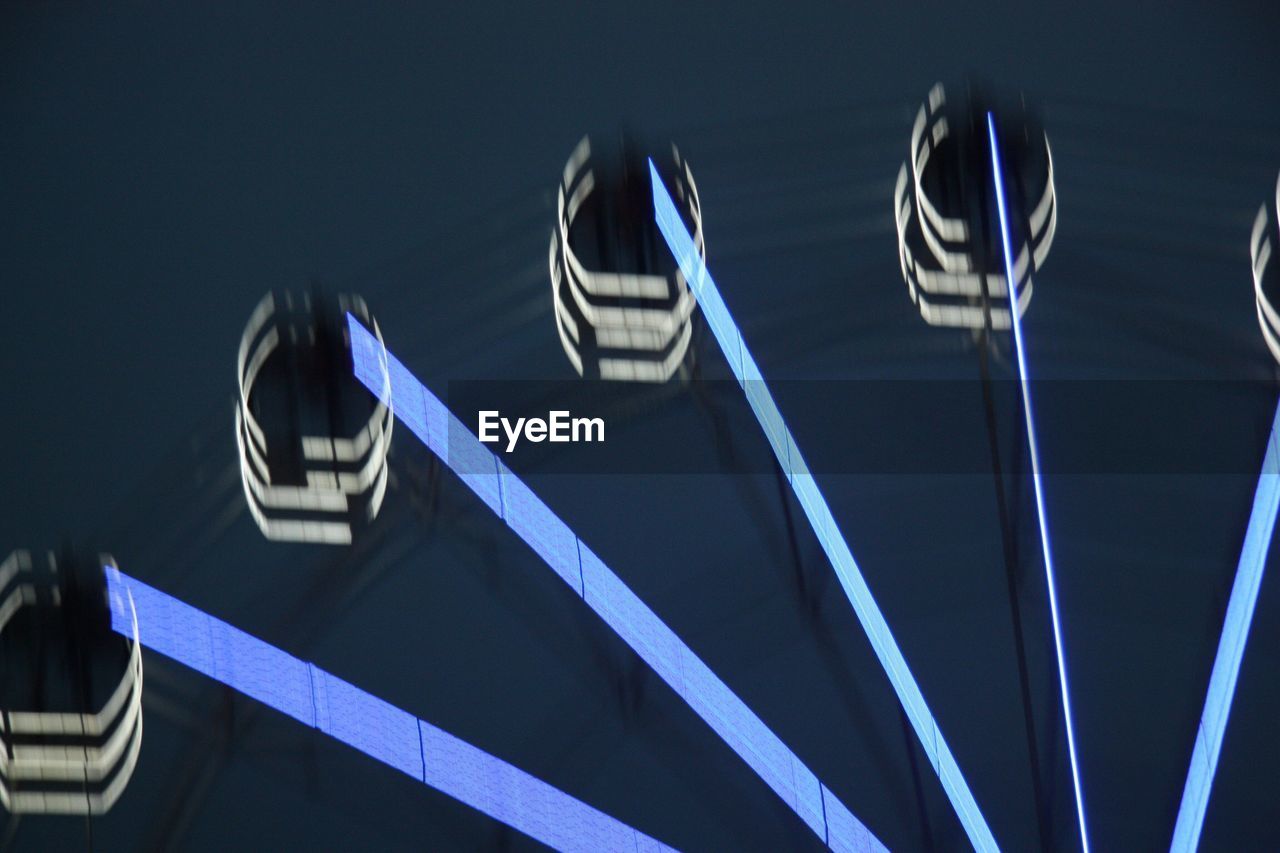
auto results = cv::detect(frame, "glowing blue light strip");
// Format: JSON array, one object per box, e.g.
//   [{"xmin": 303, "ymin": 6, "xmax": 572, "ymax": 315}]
[
  {"xmin": 1170, "ymin": 399, "xmax": 1280, "ymax": 852},
  {"xmin": 987, "ymin": 113, "xmax": 1089, "ymax": 853},
  {"xmin": 346, "ymin": 316, "xmax": 885, "ymax": 853},
  {"xmin": 649, "ymin": 161, "xmax": 998, "ymax": 852},
  {"xmin": 102, "ymin": 567, "xmax": 673, "ymax": 853}
]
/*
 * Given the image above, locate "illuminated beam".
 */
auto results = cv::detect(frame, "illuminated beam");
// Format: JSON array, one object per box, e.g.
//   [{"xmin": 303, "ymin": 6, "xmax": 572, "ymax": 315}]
[
  {"xmin": 650, "ymin": 161, "xmax": 999, "ymax": 852},
  {"xmin": 1169, "ymin": 400, "xmax": 1280, "ymax": 852},
  {"xmin": 987, "ymin": 113, "xmax": 1089, "ymax": 853},
  {"xmin": 102, "ymin": 566, "xmax": 673, "ymax": 853},
  {"xmin": 346, "ymin": 316, "xmax": 885, "ymax": 852}
]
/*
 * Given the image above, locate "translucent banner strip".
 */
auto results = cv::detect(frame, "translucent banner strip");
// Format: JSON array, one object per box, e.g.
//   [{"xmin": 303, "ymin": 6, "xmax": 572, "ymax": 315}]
[
  {"xmin": 346, "ymin": 316, "xmax": 885, "ymax": 852},
  {"xmin": 103, "ymin": 567, "xmax": 673, "ymax": 853},
  {"xmin": 649, "ymin": 160, "xmax": 997, "ymax": 852},
  {"xmin": 1170, "ymin": 399, "xmax": 1280, "ymax": 852},
  {"xmin": 988, "ymin": 114, "xmax": 1089, "ymax": 853}
]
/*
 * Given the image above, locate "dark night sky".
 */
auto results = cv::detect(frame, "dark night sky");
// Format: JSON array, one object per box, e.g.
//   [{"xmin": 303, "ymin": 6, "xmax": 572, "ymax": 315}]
[{"xmin": 3, "ymin": 2, "xmax": 1280, "ymax": 851}]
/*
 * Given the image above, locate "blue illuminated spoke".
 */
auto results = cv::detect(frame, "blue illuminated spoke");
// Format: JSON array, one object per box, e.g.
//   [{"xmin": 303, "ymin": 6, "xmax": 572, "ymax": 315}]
[
  {"xmin": 987, "ymin": 113, "xmax": 1089, "ymax": 853},
  {"xmin": 1170, "ymin": 399, "xmax": 1280, "ymax": 852},
  {"xmin": 345, "ymin": 317, "xmax": 886, "ymax": 852},
  {"xmin": 103, "ymin": 568, "xmax": 669, "ymax": 853},
  {"xmin": 649, "ymin": 161, "xmax": 999, "ymax": 852}
]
